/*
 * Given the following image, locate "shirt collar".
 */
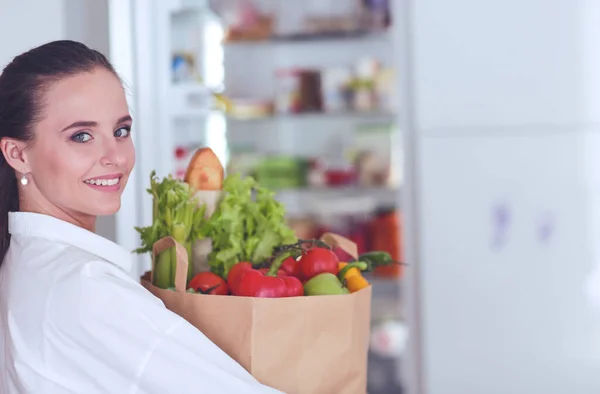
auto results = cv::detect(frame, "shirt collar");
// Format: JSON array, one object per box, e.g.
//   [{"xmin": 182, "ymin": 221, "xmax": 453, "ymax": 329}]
[{"xmin": 8, "ymin": 211, "xmax": 133, "ymax": 273}]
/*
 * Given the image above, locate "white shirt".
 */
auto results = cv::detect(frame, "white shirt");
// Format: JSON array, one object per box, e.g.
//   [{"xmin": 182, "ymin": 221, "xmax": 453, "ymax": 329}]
[{"xmin": 0, "ymin": 212, "xmax": 282, "ymax": 394}]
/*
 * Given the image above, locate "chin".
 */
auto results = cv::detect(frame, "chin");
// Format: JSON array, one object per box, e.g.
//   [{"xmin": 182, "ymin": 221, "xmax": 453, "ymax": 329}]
[{"xmin": 93, "ymin": 200, "xmax": 122, "ymax": 216}]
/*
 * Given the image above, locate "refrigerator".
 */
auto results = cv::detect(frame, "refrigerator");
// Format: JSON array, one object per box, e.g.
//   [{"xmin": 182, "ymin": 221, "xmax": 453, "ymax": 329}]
[
  {"xmin": 108, "ymin": 0, "xmax": 600, "ymax": 393},
  {"xmin": 110, "ymin": 0, "xmax": 404, "ymax": 392}
]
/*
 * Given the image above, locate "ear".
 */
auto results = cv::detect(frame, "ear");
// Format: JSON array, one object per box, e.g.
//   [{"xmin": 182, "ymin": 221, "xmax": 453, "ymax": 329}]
[{"xmin": 0, "ymin": 137, "xmax": 30, "ymax": 176}]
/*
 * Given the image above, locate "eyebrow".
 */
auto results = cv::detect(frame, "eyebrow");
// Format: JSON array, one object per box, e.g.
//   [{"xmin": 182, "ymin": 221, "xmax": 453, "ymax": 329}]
[{"xmin": 60, "ymin": 115, "xmax": 133, "ymax": 132}]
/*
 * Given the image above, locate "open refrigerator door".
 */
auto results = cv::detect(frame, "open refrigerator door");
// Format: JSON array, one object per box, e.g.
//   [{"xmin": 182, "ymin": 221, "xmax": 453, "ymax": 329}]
[{"xmin": 128, "ymin": 0, "xmax": 405, "ymax": 392}]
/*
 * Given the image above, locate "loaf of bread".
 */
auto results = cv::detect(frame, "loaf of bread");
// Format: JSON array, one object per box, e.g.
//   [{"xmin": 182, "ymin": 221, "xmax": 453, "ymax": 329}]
[{"xmin": 184, "ymin": 147, "xmax": 224, "ymax": 191}]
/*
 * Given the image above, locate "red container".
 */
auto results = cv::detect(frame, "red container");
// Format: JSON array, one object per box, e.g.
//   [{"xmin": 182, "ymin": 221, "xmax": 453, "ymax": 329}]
[
  {"xmin": 369, "ymin": 209, "xmax": 403, "ymax": 278},
  {"xmin": 325, "ymin": 168, "xmax": 357, "ymax": 186}
]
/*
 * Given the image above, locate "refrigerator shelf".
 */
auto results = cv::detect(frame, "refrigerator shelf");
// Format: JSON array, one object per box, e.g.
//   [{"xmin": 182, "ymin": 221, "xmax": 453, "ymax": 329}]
[
  {"xmin": 223, "ymin": 30, "xmax": 392, "ymax": 47},
  {"xmin": 226, "ymin": 110, "xmax": 398, "ymax": 123},
  {"xmin": 275, "ymin": 186, "xmax": 400, "ymax": 217}
]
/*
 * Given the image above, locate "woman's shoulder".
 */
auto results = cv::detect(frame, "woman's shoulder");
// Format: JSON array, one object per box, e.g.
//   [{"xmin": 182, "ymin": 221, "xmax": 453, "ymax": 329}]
[
  {"xmin": 4, "ymin": 232, "xmax": 156, "ymax": 310},
  {"xmin": 6, "ymin": 233, "xmax": 124, "ymax": 280},
  {"xmin": 7, "ymin": 211, "xmax": 135, "ymax": 275}
]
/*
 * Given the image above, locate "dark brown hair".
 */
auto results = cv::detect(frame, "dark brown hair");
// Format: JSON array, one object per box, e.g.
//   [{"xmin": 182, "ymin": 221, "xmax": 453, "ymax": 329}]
[{"xmin": 0, "ymin": 40, "xmax": 117, "ymax": 265}]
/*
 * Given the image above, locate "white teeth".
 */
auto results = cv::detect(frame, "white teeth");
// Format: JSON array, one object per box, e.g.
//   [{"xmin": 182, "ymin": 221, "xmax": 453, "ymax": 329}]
[{"xmin": 84, "ymin": 177, "xmax": 120, "ymax": 186}]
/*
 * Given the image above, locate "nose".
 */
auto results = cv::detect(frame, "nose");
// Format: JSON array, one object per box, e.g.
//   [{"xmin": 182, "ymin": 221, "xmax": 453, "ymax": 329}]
[{"xmin": 100, "ymin": 138, "xmax": 129, "ymax": 167}]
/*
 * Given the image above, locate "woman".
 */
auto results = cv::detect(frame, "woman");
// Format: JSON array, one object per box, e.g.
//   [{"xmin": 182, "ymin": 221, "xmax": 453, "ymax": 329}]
[{"xmin": 0, "ymin": 41, "xmax": 281, "ymax": 394}]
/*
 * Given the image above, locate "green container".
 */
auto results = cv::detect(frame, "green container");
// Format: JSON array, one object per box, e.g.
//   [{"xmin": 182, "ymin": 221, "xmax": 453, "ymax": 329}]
[{"xmin": 255, "ymin": 156, "xmax": 309, "ymax": 189}]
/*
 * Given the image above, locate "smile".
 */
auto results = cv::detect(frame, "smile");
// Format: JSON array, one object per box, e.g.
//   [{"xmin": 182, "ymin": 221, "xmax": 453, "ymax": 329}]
[{"xmin": 83, "ymin": 175, "xmax": 122, "ymax": 187}]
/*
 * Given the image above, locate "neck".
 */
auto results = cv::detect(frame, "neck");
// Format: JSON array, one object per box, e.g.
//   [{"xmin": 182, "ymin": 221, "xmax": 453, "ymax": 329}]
[{"xmin": 19, "ymin": 198, "xmax": 96, "ymax": 233}]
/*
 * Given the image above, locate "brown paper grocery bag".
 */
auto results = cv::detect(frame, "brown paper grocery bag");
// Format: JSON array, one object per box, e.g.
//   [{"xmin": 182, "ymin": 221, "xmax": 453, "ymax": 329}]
[{"xmin": 142, "ymin": 234, "xmax": 372, "ymax": 394}]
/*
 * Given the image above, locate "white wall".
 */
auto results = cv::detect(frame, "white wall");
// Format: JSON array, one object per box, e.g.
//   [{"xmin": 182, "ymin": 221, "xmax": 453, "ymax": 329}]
[
  {"xmin": 64, "ymin": 0, "xmax": 110, "ymax": 56},
  {"xmin": 0, "ymin": 0, "xmax": 66, "ymax": 68},
  {"xmin": 0, "ymin": 0, "xmax": 116, "ymax": 241}
]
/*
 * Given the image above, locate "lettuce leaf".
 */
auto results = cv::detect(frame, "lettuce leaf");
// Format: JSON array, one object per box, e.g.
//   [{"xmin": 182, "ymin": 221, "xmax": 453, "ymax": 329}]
[{"xmin": 202, "ymin": 173, "xmax": 297, "ymax": 278}]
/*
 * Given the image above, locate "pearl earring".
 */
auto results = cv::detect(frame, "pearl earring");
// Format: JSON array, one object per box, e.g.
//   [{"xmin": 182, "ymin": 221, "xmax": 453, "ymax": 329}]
[{"xmin": 20, "ymin": 174, "xmax": 28, "ymax": 186}]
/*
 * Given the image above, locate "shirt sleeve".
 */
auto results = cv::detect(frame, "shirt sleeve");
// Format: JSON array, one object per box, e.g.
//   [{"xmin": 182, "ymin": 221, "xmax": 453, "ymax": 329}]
[
  {"xmin": 46, "ymin": 263, "xmax": 282, "ymax": 394},
  {"xmin": 134, "ymin": 319, "xmax": 282, "ymax": 394}
]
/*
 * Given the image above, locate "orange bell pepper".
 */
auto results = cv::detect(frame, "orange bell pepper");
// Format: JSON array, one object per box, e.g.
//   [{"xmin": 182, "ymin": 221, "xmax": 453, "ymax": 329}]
[{"xmin": 338, "ymin": 262, "xmax": 370, "ymax": 293}]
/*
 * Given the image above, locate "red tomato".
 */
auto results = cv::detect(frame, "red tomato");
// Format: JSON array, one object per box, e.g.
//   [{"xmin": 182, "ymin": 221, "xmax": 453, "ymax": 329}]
[
  {"xmin": 281, "ymin": 256, "xmax": 302, "ymax": 278},
  {"xmin": 298, "ymin": 247, "xmax": 339, "ymax": 281},
  {"xmin": 188, "ymin": 272, "xmax": 229, "ymax": 295}
]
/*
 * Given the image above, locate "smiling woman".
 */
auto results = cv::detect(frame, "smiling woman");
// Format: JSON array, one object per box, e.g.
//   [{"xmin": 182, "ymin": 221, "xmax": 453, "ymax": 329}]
[
  {"xmin": 0, "ymin": 45, "xmax": 135, "ymax": 240},
  {"xmin": 8, "ymin": 67, "xmax": 135, "ymax": 231},
  {"xmin": 0, "ymin": 41, "xmax": 280, "ymax": 394}
]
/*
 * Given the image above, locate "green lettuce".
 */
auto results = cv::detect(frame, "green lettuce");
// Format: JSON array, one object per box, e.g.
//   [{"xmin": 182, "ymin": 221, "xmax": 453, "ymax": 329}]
[{"xmin": 202, "ymin": 173, "xmax": 297, "ymax": 278}]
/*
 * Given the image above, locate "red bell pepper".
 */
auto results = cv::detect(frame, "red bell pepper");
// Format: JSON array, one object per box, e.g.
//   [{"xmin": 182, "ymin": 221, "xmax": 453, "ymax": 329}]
[
  {"xmin": 227, "ymin": 262, "xmax": 252, "ymax": 292},
  {"xmin": 258, "ymin": 267, "xmax": 287, "ymax": 277},
  {"xmin": 281, "ymin": 276, "xmax": 304, "ymax": 297},
  {"xmin": 228, "ymin": 254, "xmax": 304, "ymax": 298},
  {"xmin": 298, "ymin": 247, "xmax": 339, "ymax": 281}
]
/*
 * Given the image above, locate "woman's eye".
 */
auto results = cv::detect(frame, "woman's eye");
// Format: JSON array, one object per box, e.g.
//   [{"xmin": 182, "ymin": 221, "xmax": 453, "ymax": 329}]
[
  {"xmin": 71, "ymin": 132, "xmax": 92, "ymax": 143},
  {"xmin": 115, "ymin": 126, "xmax": 131, "ymax": 138}
]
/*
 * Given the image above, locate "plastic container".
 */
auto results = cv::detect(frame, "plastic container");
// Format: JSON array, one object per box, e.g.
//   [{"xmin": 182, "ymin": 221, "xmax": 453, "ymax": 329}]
[{"xmin": 369, "ymin": 207, "xmax": 403, "ymax": 278}]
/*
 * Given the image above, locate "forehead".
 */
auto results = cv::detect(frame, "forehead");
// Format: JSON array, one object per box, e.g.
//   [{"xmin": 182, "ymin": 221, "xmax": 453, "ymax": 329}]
[{"xmin": 40, "ymin": 68, "xmax": 128, "ymax": 127}]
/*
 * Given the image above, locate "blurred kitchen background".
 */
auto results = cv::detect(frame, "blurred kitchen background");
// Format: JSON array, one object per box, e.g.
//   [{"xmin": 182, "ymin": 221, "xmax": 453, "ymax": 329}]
[{"xmin": 3, "ymin": 0, "xmax": 600, "ymax": 393}]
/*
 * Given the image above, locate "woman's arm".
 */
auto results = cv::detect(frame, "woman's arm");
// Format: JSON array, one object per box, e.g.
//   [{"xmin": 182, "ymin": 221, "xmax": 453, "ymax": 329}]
[
  {"xmin": 47, "ymin": 265, "xmax": 282, "ymax": 394},
  {"xmin": 133, "ymin": 318, "xmax": 281, "ymax": 393}
]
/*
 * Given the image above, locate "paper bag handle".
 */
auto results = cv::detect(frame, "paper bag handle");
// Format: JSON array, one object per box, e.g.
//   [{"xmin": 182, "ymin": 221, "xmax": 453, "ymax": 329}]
[
  {"xmin": 151, "ymin": 236, "xmax": 189, "ymax": 293},
  {"xmin": 319, "ymin": 232, "xmax": 359, "ymax": 260}
]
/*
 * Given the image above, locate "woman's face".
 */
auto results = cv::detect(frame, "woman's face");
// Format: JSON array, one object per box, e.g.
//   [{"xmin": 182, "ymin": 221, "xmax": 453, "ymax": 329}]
[{"xmin": 23, "ymin": 67, "xmax": 135, "ymax": 221}]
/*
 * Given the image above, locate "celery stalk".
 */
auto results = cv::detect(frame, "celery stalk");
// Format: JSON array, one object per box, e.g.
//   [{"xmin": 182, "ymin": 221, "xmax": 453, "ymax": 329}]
[
  {"xmin": 171, "ymin": 224, "xmax": 188, "ymax": 288},
  {"xmin": 151, "ymin": 206, "xmax": 194, "ymax": 288},
  {"xmin": 134, "ymin": 171, "xmax": 209, "ymax": 287},
  {"xmin": 154, "ymin": 250, "xmax": 173, "ymax": 289},
  {"xmin": 186, "ymin": 241, "xmax": 193, "ymax": 281}
]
